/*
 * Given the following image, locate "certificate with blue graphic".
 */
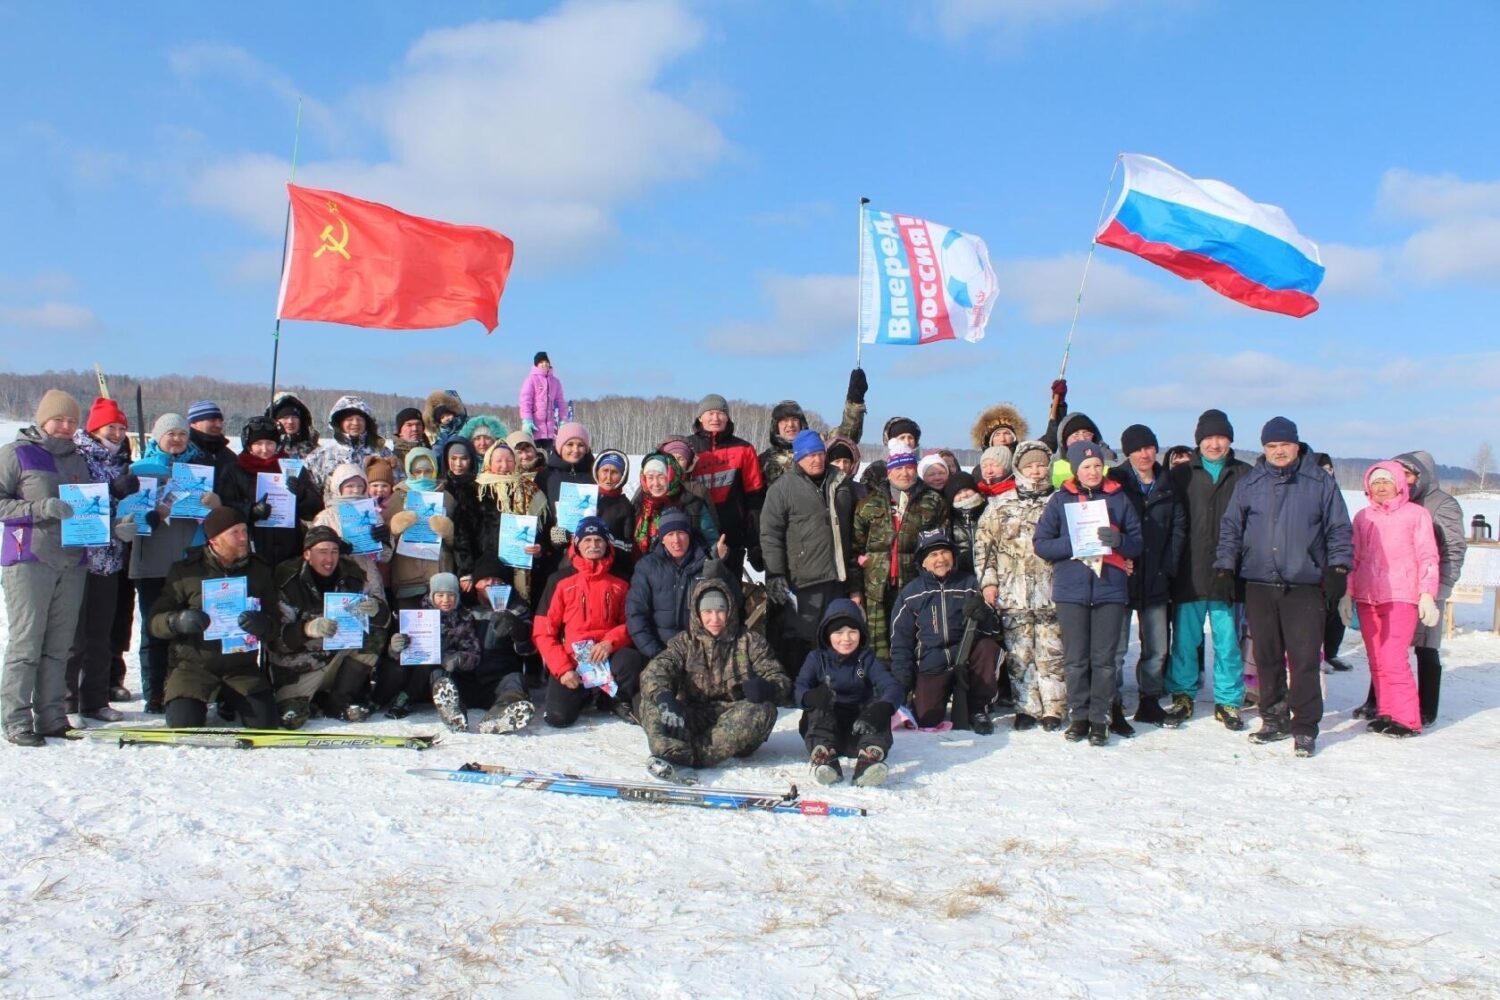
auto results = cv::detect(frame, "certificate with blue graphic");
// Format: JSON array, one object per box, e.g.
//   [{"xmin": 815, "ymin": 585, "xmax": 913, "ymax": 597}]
[
  {"xmin": 202, "ymin": 576, "xmax": 247, "ymax": 641},
  {"xmin": 255, "ymin": 472, "xmax": 296, "ymax": 529},
  {"xmin": 221, "ymin": 597, "xmax": 262, "ymax": 654},
  {"xmin": 399, "ymin": 609, "xmax": 440, "ymax": 666},
  {"xmin": 395, "ymin": 491, "xmax": 444, "ymax": 561},
  {"xmin": 59, "ymin": 483, "xmax": 110, "ymax": 548},
  {"xmin": 322, "ymin": 592, "xmax": 367, "ymax": 651},
  {"xmin": 117, "ymin": 477, "xmax": 160, "ymax": 536},
  {"xmin": 339, "ymin": 498, "xmax": 382, "ymax": 555},
  {"xmin": 278, "ymin": 457, "xmax": 305, "ymax": 477},
  {"xmin": 556, "ymin": 483, "xmax": 598, "ymax": 534},
  {"xmin": 167, "ymin": 463, "xmax": 215, "ymax": 520},
  {"xmin": 498, "ymin": 513, "xmax": 537, "ymax": 569},
  {"xmin": 485, "ymin": 584, "xmax": 513, "ymax": 612}
]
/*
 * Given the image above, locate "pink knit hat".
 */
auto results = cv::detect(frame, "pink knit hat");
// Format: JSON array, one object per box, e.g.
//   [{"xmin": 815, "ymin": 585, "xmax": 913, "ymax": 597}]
[{"xmin": 555, "ymin": 421, "xmax": 590, "ymax": 448}]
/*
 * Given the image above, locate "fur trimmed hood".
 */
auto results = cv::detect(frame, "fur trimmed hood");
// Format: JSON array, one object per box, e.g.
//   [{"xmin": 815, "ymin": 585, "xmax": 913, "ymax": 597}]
[{"xmin": 971, "ymin": 402, "xmax": 1029, "ymax": 450}]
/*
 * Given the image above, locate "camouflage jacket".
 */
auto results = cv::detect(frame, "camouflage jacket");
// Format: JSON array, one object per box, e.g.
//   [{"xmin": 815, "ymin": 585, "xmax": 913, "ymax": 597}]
[
  {"xmin": 975, "ymin": 481, "xmax": 1056, "ymax": 612},
  {"xmin": 851, "ymin": 482, "xmax": 949, "ymax": 599},
  {"xmin": 639, "ymin": 578, "xmax": 788, "ymax": 707},
  {"xmin": 759, "ymin": 398, "xmax": 867, "ymax": 489}
]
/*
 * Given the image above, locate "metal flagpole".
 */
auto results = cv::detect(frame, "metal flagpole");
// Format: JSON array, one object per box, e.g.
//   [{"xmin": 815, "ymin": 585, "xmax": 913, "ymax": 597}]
[
  {"xmin": 855, "ymin": 197, "xmax": 870, "ymax": 368},
  {"xmin": 268, "ymin": 99, "xmax": 304, "ymax": 407},
  {"xmin": 1056, "ymin": 154, "xmax": 1123, "ymax": 380}
]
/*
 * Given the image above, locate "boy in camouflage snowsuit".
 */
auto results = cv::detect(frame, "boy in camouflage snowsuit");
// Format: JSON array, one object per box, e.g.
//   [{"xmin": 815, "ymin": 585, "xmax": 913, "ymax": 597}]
[
  {"xmin": 851, "ymin": 450, "xmax": 948, "ymax": 660},
  {"xmin": 975, "ymin": 440, "xmax": 1065, "ymax": 728}
]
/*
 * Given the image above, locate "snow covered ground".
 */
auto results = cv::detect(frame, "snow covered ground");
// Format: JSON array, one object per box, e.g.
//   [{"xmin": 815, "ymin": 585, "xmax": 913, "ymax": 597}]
[{"xmin": 2, "ymin": 419, "xmax": 1499, "ymax": 997}]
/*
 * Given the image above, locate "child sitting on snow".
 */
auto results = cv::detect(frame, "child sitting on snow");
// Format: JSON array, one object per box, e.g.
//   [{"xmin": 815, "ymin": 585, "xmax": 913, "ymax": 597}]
[
  {"xmin": 793, "ymin": 599, "xmax": 904, "ymax": 787},
  {"xmin": 378, "ymin": 572, "xmax": 480, "ymax": 731},
  {"xmin": 464, "ymin": 555, "xmax": 538, "ymax": 734}
]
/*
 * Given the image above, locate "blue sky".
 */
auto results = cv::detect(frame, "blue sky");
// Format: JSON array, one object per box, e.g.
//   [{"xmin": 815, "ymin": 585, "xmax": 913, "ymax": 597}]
[{"xmin": 1, "ymin": 0, "xmax": 1497, "ymax": 465}]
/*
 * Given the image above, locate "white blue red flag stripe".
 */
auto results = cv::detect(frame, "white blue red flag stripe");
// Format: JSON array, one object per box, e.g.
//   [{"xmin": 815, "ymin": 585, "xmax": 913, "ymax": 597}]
[
  {"xmin": 859, "ymin": 208, "xmax": 997, "ymax": 345},
  {"xmin": 1096, "ymin": 154, "xmax": 1324, "ymax": 318}
]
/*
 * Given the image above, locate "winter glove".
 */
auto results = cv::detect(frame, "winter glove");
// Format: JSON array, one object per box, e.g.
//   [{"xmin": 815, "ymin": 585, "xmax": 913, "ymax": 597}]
[
  {"xmin": 109, "ymin": 474, "xmax": 140, "ymax": 500},
  {"xmin": 441, "ymin": 652, "xmax": 466, "ymax": 673},
  {"xmin": 388, "ymin": 633, "xmax": 410, "ymax": 655},
  {"xmin": 765, "ymin": 576, "xmax": 792, "ymax": 606},
  {"xmin": 1096, "ymin": 525, "xmax": 1122, "ymax": 549},
  {"xmin": 351, "ymin": 596, "xmax": 383, "ymax": 618},
  {"xmin": 38, "ymin": 497, "xmax": 73, "ymax": 521},
  {"xmin": 113, "ymin": 519, "xmax": 139, "ymax": 543},
  {"xmin": 145, "ymin": 509, "xmax": 161, "ymax": 530},
  {"xmin": 304, "ymin": 617, "xmax": 338, "ymax": 639},
  {"xmin": 963, "ymin": 592, "xmax": 999, "ymax": 630},
  {"xmin": 847, "ymin": 367, "xmax": 868, "ymax": 405},
  {"xmin": 1322, "ymin": 566, "xmax": 1348, "ymax": 602},
  {"xmin": 1418, "ymin": 593, "xmax": 1440, "ymax": 628},
  {"xmin": 852, "ymin": 701, "xmax": 896, "ymax": 736},
  {"xmin": 522, "ymin": 419, "xmax": 537, "ymax": 435},
  {"xmin": 428, "ymin": 514, "xmax": 454, "ymax": 540},
  {"xmin": 370, "ymin": 522, "xmax": 391, "ymax": 544},
  {"xmin": 237, "ymin": 610, "xmax": 276, "ymax": 639},
  {"xmin": 489, "ymin": 610, "xmax": 519, "ymax": 639},
  {"xmin": 739, "ymin": 676, "xmax": 778, "ymax": 705},
  {"xmin": 167, "ymin": 609, "xmax": 211, "ymax": 636},
  {"xmin": 1051, "ymin": 378, "xmax": 1068, "ymax": 401},
  {"xmin": 549, "ymin": 525, "xmax": 569, "ymax": 547},
  {"xmin": 389, "ymin": 510, "xmax": 417, "ymax": 535},
  {"xmin": 747, "ymin": 546, "xmax": 766, "ymax": 573},
  {"xmin": 249, "ymin": 496, "xmax": 273, "ymax": 523},
  {"xmin": 1337, "ymin": 595, "xmax": 1353, "ymax": 628},
  {"xmin": 1215, "ymin": 567, "xmax": 1236, "ymax": 584},
  {"xmin": 654, "ymin": 692, "xmax": 688, "ymax": 739},
  {"xmin": 200, "ymin": 492, "xmax": 220, "ymax": 510},
  {"xmin": 801, "ymin": 684, "xmax": 835, "ymax": 712}
]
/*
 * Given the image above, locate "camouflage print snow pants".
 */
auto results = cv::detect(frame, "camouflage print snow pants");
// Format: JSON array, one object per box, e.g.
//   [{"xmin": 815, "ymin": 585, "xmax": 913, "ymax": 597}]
[
  {"xmin": 1000, "ymin": 610, "xmax": 1066, "ymax": 721},
  {"xmin": 640, "ymin": 698, "xmax": 778, "ymax": 768}
]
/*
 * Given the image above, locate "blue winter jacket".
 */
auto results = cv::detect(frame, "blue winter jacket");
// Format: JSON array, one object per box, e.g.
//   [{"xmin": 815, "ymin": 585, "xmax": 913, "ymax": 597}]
[
  {"xmin": 793, "ymin": 598, "xmax": 904, "ymax": 709},
  {"xmin": 889, "ymin": 568, "xmax": 995, "ymax": 690},
  {"xmin": 1216, "ymin": 451, "xmax": 1353, "ymax": 586},
  {"xmin": 1032, "ymin": 478, "xmax": 1144, "ymax": 606},
  {"xmin": 626, "ymin": 533, "xmax": 736, "ymax": 658}
]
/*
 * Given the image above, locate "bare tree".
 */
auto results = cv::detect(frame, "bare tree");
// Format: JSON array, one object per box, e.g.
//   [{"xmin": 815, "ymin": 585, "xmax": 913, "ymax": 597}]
[{"xmin": 1474, "ymin": 442, "xmax": 1493, "ymax": 491}]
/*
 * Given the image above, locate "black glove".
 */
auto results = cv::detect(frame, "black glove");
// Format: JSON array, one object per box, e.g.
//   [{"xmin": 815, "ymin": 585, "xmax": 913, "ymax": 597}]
[
  {"xmin": 237, "ymin": 610, "xmax": 276, "ymax": 639},
  {"xmin": 765, "ymin": 576, "xmax": 791, "ymax": 606},
  {"xmin": 167, "ymin": 609, "xmax": 211, "ymax": 636},
  {"xmin": 847, "ymin": 367, "xmax": 868, "ymax": 405},
  {"xmin": 852, "ymin": 700, "xmax": 895, "ymax": 736},
  {"xmin": 370, "ymin": 522, "xmax": 391, "ymax": 544},
  {"xmin": 739, "ymin": 676, "xmax": 778, "ymax": 705},
  {"xmin": 654, "ymin": 692, "xmax": 688, "ymax": 739},
  {"xmin": 801, "ymin": 684, "xmax": 835, "ymax": 712},
  {"xmin": 1215, "ymin": 567, "xmax": 1236, "ymax": 585},
  {"xmin": 1323, "ymin": 566, "xmax": 1348, "ymax": 602},
  {"xmin": 489, "ymin": 609, "xmax": 518, "ymax": 639},
  {"xmin": 109, "ymin": 474, "xmax": 140, "ymax": 500},
  {"xmin": 747, "ymin": 546, "xmax": 766, "ymax": 573},
  {"xmin": 441, "ymin": 652, "xmax": 465, "ymax": 673},
  {"xmin": 145, "ymin": 509, "xmax": 161, "ymax": 529},
  {"xmin": 963, "ymin": 592, "xmax": 998, "ymax": 629},
  {"xmin": 1096, "ymin": 525, "xmax": 1122, "ymax": 548},
  {"xmin": 249, "ymin": 496, "xmax": 273, "ymax": 523}
]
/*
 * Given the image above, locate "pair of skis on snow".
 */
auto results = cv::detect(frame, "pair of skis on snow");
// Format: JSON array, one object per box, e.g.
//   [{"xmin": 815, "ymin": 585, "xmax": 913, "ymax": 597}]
[{"xmin": 65, "ymin": 727, "xmax": 438, "ymax": 750}]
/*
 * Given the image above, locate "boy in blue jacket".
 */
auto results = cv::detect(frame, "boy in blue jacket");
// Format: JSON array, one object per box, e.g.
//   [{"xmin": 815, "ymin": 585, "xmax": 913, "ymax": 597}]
[{"xmin": 795, "ymin": 600, "xmax": 903, "ymax": 787}]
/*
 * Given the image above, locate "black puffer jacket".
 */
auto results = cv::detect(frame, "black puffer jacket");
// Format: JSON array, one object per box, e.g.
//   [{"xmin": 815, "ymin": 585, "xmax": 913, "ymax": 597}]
[
  {"xmin": 1108, "ymin": 463, "xmax": 1186, "ymax": 607},
  {"xmin": 888, "ymin": 567, "xmax": 994, "ymax": 691},
  {"xmin": 759, "ymin": 464, "xmax": 857, "ymax": 590},
  {"xmin": 1168, "ymin": 450, "xmax": 1250, "ymax": 603}
]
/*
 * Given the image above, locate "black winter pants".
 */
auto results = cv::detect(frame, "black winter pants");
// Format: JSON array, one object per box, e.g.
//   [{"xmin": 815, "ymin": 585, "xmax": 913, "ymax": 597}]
[
  {"xmin": 65, "ymin": 571, "xmax": 119, "ymax": 713},
  {"xmin": 543, "ymin": 648, "xmax": 645, "ymax": 728},
  {"xmin": 1056, "ymin": 603, "xmax": 1126, "ymax": 725},
  {"xmin": 110, "ymin": 569, "xmax": 134, "ymax": 687},
  {"xmin": 134, "ymin": 576, "xmax": 168, "ymax": 704},
  {"xmin": 165, "ymin": 690, "xmax": 278, "ymax": 729},
  {"xmin": 910, "ymin": 637, "xmax": 1002, "ymax": 728},
  {"xmin": 1245, "ymin": 583, "xmax": 1324, "ymax": 737},
  {"xmin": 800, "ymin": 703, "xmax": 893, "ymax": 758},
  {"xmin": 1323, "ymin": 595, "xmax": 1346, "ymax": 662}
]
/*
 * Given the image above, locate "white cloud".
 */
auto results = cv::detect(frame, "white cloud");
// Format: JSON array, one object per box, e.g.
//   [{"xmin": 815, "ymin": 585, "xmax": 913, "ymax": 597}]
[
  {"xmin": 997, "ymin": 253, "xmax": 1187, "ymax": 326},
  {"xmin": 1317, "ymin": 242, "xmax": 1392, "ymax": 297},
  {"xmin": 169, "ymin": 42, "xmax": 341, "ymax": 142},
  {"xmin": 1378, "ymin": 168, "xmax": 1500, "ymax": 221},
  {"xmin": 1367, "ymin": 168, "xmax": 1500, "ymax": 287},
  {"xmin": 705, "ymin": 273, "xmax": 856, "ymax": 356},
  {"xmin": 0, "ymin": 302, "xmax": 97, "ymax": 331},
  {"xmin": 185, "ymin": 1, "xmax": 725, "ymax": 267}
]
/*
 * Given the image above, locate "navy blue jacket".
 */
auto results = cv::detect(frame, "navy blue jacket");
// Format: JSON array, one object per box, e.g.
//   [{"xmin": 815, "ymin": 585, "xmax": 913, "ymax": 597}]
[
  {"xmin": 1107, "ymin": 464, "xmax": 1186, "ymax": 608},
  {"xmin": 793, "ymin": 599, "xmax": 904, "ymax": 709},
  {"xmin": 626, "ymin": 534, "xmax": 735, "ymax": 658},
  {"xmin": 1216, "ymin": 452, "xmax": 1353, "ymax": 586},
  {"xmin": 1032, "ymin": 478, "xmax": 1144, "ymax": 606},
  {"xmin": 889, "ymin": 568, "xmax": 995, "ymax": 690}
]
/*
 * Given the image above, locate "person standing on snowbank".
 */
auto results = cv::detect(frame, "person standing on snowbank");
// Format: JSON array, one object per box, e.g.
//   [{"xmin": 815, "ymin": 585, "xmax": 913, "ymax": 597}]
[
  {"xmin": 1218, "ymin": 417, "xmax": 1353, "ymax": 758},
  {"xmin": 0, "ymin": 390, "xmax": 93, "ymax": 745},
  {"xmin": 519, "ymin": 352, "xmax": 568, "ymax": 452}
]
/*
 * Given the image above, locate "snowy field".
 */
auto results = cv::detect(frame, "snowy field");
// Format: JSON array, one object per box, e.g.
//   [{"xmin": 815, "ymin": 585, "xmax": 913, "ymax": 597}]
[{"xmin": 2, "ymin": 420, "xmax": 1499, "ymax": 998}]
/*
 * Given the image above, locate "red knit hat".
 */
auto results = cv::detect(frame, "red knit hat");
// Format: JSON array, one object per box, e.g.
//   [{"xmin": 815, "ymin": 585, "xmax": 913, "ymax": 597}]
[{"xmin": 86, "ymin": 396, "xmax": 129, "ymax": 434}]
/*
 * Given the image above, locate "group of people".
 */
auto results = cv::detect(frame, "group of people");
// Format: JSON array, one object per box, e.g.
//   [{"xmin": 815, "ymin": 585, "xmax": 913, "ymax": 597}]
[{"xmin": 0, "ymin": 353, "xmax": 1467, "ymax": 781}]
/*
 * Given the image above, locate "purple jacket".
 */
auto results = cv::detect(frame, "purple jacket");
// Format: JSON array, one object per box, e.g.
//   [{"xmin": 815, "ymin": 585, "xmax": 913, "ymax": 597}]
[{"xmin": 518, "ymin": 366, "xmax": 567, "ymax": 440}]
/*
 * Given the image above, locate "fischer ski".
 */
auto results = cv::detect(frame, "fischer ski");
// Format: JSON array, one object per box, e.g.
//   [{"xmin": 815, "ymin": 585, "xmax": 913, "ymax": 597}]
[
  {"xmin": 66, "ymin": 727, "xmax": 437, "ymax": 750},
  {"xmin": 409, "ymin": 762, "xmax": 868, "ymax": 818}
]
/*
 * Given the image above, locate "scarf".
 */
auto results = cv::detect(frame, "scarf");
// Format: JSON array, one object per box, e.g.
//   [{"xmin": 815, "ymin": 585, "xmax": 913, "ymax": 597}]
[
  {"xmin": 406, "ymin": 476, "xmax": 438, "ymax": 493},
  {"xmin": 477, "ymin": 469, "xmax": 539, "ymax": 514},
  {"xmin": 634, "ymin": 453, "xmax": 686, "ymax": 553},
  {"xmin": 236, "ymin": 450, "xmax": 284, "ymax": 476},
  {"xmin": 975, "ymin": 477, "xmax": 1015, "ymax": 498},
  {"xmin": 1202, "ymin": 454, "xmax": 1226, "ymax": 484}
]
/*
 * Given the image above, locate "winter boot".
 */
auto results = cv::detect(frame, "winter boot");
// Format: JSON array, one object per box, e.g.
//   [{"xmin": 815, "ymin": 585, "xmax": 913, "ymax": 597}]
[
  {"xmin": 1013, "ymin": 713, "xmax": 1038, "ymax": 731},
  {"xmin": 6, "ymin": 729, "xmax": 44, "ymax": 748},
  {"xmin": 430, "ymin": 673, "xmax": 468, "ymax": 733},
  {"xmin": 1293, "ymin": 734, "xmax": 1316, "ymax": 758},
  {"xmin": 1325, "ymin": 656, "xmax": 1354, "ymax": 672},
  {"xmin": 83, "ymin": 706, "xmax": 125, "ymax": 723},
  {"xmin": 144, "ymin": 699, "xmax": 164, "ymax": 715},
  {"xmin": 384, "ymin": 693, "xmax": 412, "ymax": 720},
  {"xmin": 342, "ymin": 702, "xmax": 373, "ymax": 723},
  {"xmin": 852, "ymin": 746, "xmax": 888, "ymax": 787},
  {"xmin": 1163, "ymin": 693, "xmax": 1193, "ymax": 728},
  {"xmin": 611, "ymin": 698, "xmax": 640, "ymax": 726},
  {"xmin": 215, "ymin": 700, "xmax": 235, "ymax": 722},
  {"xmin": 1063, "ymin": 720, "xmax": 1090, "ymax": 743},
  {"xmin": 1367, "ymin": 716, "xmax": 1391, "ymax": 734},
  {"xmin": 1133, "ymin": 698, "xmax": 1166, "ymax": 726},
  {"xmin": 1088, "ymin": 723, "xmax": 1108, "ymax": 747},
  {"xmin": 810, "ymin": 745, "xmax": 843, "ymax": 785},
  {"xmin": 479, "ymin": 698, "xmax": 536, "ymax": 735},
  {"xmin": 1352, "ymin": 681, "xmax": 1377, "ymax": 720},
  {"xmin": 109, "ymin": 684, "xmax": 132, "ymax": 702},
  {"xmin": 1248, "ymin": 703, "xmax": 1291, "ymax": 744},
  {"xmin": 1380, "ymin": 721, "xmax": 1420, "ymax": 739},
  {"xmin": 1416, "ymin": 648, "xmax": 1441, "ymax": 727},
  {"xmin": 648, "ymin": 755, "xmax": 698, "ymax": 785},
  {"xmin": 1040, "ymin": 716, "xmax": 1062, "ymax": 732},
  {"xmin": 278, "ymin": 699, "xmax": 310, "ymax": 730},
  {"xmin": 1109, "ymin": 700, "xmax": 1136, "ymax": 738},
  {"xmin": 971, "ymin": 712, "xmax": 995, "ymax": 735},
  {"xmin": 1214, "ymin": 704, "xmax": 1246, "ymax": 731}
]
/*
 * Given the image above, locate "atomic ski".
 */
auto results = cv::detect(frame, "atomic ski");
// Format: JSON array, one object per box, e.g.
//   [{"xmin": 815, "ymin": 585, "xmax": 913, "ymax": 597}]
[
  {"xmin": 409, "ymin": 762, "xmax": 868, "ymax": 818},
  {"xmin": 66, "ymin": 727, "xmax": 437, "ymax": 750}
]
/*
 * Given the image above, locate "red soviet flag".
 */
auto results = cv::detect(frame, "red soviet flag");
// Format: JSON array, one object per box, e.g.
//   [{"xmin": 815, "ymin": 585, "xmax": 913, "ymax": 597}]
[{"xmin": 276, "ymin": 184, "xmax": 515, "ymax": 332}]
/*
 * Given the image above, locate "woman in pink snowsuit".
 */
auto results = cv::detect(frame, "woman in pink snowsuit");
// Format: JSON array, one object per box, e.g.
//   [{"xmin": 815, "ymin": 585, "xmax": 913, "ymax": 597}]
[
  {"xmin": 518, "ymin": 351, "xmax": 568, "ymax": 449},
  {"xmin": 1343, "ymin": 461, "xmax": 1440, "ymax": 736}
]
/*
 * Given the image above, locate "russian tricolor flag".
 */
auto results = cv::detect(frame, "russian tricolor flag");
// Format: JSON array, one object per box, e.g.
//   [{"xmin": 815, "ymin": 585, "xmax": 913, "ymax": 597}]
[{"xmin": 1096, "ymin": 154, "xmax": 1325, "ymax": 318}]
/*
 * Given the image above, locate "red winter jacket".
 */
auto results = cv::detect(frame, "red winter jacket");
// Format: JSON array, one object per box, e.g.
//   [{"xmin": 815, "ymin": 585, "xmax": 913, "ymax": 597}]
[
  {"xmin": 532, "ymin": 546, "xmax": 633, "ymax": 677},
  {"xmin": 688, "ymin": 420, "xmax": 765, "ymax": 550}
]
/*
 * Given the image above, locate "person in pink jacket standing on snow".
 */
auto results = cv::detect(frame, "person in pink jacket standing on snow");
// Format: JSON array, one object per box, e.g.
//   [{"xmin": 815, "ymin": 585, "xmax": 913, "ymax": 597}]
[
  {"xmin": 519, "ymin": 352, "xmax": 568, "ymax": 453},
  {"xmin": 1340, "ymin": 461, "xmax": 1440, "ymax": 737}
]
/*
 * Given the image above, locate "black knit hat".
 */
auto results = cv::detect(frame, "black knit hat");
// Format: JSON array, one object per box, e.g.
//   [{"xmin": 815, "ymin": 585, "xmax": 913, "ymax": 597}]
[
  {"xmin": 1194, "ymin": 409, "xmax": 1234, "ymax": 444},
  {"xmin": 394, "ymin": 407, "xmax": 423, "ymax": 429},
  {"xmin": 534, "ymin": 351, "xmax": 550, "ymax": 365},
  {"xmin": 303, "ymin": 524, "xmax": 351, "ymax": 554},
  {"xmin": 885, "ymin": 416, "xmax": 921, "ymax": 443},
  {"xmin": 240, "ymin": 416, "xmax": 280, "ymax": 450},
  {"xmin": 1120, "ymin": 423, "xmax": 1159, "ymax": 457},
  {"xmin": 202, "ymin": 506, "xmax": 246, "ymax": 541}
]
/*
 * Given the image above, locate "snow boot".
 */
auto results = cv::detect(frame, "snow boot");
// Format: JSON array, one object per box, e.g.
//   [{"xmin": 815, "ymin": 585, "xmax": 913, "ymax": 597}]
[
  {"xmin": 1039, "ymin": 716, "xmax": 1062, "ymax": 732},
  {"xmin": 1063, "ymin": 720, "xmax": 1090, "ymax": 743},
  {"xmin": 6, "ymin": 729, "xmax": 44, "ymax": 748},
  {"xmin": 1248, "ymin": 703, "xmax": 1291, "ymax": 744},
  {"xmin": 971, "ymin": 712, "xmax": 995, "ymax": 735},
  {"xmin": 1352, "ymin": 681, "xmax": 1377, "ymax": 720},
  {"xmin": 278, "ymin": 699, "xmax": 310, "ymax": 730},
  {"xmin": 1109, "ymin": 700, "xmax": 1136, "ymax": 738},
  {"xmin": 384, "ymin": 693, "xmax": 412, "ymax": 720},
  {"xmin": 1163, "ymin": 693, "xmax": 1193, "ymax": 728},
  {"xmin": 1013, "ymin": 713, "xmax": 1037, "ymax": 731},
  {"xmin": 1293, "ymin": 734, "xmax": 1316, "ymax": 758},
  {"xmin": 1380, "ymin": 720, "xmax": 1420, "ymax": 739},
  {"xmin": 1088, "ymin": 723, "xmax": 1108, "ymax": 747},
  {"xmin": 83, "ymin": 706, "xmax": 125, "ymax": 723},
  {"xmin": 215, "ymin": 700, "xmax": 235, "ymax": 722},
  {"xmin": 109, "ymin": 684, "xmax": 132, "ymax": 702},
  {"xmin": 647, "ymin": 755, "xmax": 698, "ymax": 785},
  {"xmin": 342, "ymin": 702, "xmax": 373, "ymax": 723},
  {"xmin": 810, "ymin": 745, "xmax": 843, "ymax": 785},
  {"xmin": 1214, "ymin": 704, "xmax": 1246, "ymax": 731},
  {"xmin": 479, "ymin": 698, "xmax": 535, "ymax": 735},
  {"xmin": 611, "ymin": 698, "xmax": 640, "ymax": 726},
  {"xmin": 1133, "ymin": 698, "xmax": 1166, "ymax": 726},
  {"xmin": 1325, "ymin": 656, "xmax": 1353, "ymax": 672},
  {"xmin": 430, "ymin": 673, "xmax": 468, "ymax": 733},
  {"xmin": 851, "ymin": 746, "xmax": 888, "ymax": 787}
]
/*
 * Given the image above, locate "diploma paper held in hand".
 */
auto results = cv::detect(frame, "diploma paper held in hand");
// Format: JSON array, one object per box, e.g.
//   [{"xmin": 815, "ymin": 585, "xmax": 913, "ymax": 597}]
[
  {"xmin": 255, "ymin": 472, "xmax": 297, "ymax": 529},
  {"xmin": 167, "ymin": 464, "xmax": 215, "ymax": 520},
  {"xmin": 202, "ymin": 577, "xmax": 248, "ymax": 641},
  {"xmin": 339, "ymin": 498, "xmax": 383, "ymax": 555},
  {"xmin": 323, "ymin": 592, "xmax": 368, "ymax": 651},
  {"xmin": 556, "ymin": 483, "xmax": 598, "ymax": 534},
  {"xmin": 399, "ymin": 609, "xmax": 441, "ymax": 666},
  {"xmin": 59, "ymin": 483, "xmax": 110, "ymax": 547},
  {"xmin": 117, "ymin": 477, "xmax": 160, "ymax": 537},
  {"xmin": 1064, "ymin": 500, "xmax": 1112, "ymax": 559},
  {"xmin": 396, "ymin": 491, "xmax": 444, "ymax": 561},
  {"xmin": 499, "ymin": 514, "xmax": 537, "ymax": 569}
]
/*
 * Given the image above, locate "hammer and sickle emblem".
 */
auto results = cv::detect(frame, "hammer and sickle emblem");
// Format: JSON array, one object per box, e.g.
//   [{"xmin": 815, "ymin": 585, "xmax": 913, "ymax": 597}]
[{"xmin": 314, "ymin": 202, "xmax": 350, "ymax": 260}]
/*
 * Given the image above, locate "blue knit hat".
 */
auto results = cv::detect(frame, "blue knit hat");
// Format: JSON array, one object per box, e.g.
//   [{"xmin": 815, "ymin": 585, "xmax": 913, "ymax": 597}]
[
  {"xmin": 792, "ymin": 429, "xmax": 825, "ymax": 462},
  {"xmin": 187, "ymin": 400, "xmax": 222, "ymax": 424},
  {"xmin": 1261, "ymin": 416, "xmax": 1299, "ymax": 446},
  {"xmin": 1066, "ymin": 440, "xmax": 1103, "ymax": 474},
  {"xmin": 656, "ymin": 509, "xmax": 692, "ymax": 538},
  {"xmin": 886, "ymin": 450, "xmax": 918, "ymax": 472},
  {"xmin": 575, "ymin": 515, "xmax": 612, "ymax": 544}
]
